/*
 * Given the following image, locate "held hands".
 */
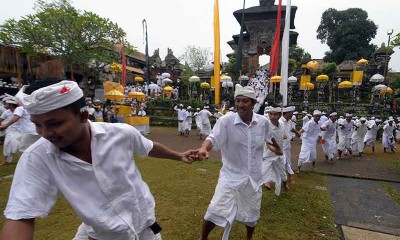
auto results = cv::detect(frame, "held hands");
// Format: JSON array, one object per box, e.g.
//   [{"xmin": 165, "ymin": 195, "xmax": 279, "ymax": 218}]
[
  {"xmin": 181, "ymin": 149, "xmax": 200, "ymax": 164},
  {"xmin": 197, "ymin": 147, "xmax": 210, "ymax": 161}
]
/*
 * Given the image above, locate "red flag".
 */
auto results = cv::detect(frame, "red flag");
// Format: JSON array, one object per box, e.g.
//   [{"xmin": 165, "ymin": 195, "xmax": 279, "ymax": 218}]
[
  {"xmin": 269, "ymin": 0, "xmax": 282, "ymax": 76},
  {"xmin": 121, "ymin": 38, "xmax": 127, "ymax": 88}
]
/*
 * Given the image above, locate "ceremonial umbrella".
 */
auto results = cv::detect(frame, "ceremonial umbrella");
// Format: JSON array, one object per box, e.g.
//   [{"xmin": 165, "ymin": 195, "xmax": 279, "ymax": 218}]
[
  {"xmin": 189, "ymin": 76, "xmax": 200, "ymax": 83},
  {"xmin": 104, "ymin": 89, "xmax": 124, "ymax": 101},
  {"xmin": 338, "ymin": 81, "xmax": 353, "ymax": 89},
  {"xmin": 370, "ymin": 74, "xmax": 384, "ymax": 83},
  {"xmin": 128, "ymin": 91, "xmax": 146, "ymax": 100},
  {"xmin": 134, "ymin": 76, "xmax": 144, "ymax": 82}
]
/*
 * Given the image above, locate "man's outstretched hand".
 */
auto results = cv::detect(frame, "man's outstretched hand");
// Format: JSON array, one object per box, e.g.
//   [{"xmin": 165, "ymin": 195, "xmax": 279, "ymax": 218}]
[{"xmin": 181, "ymin": 149, "xmax": 200, "ymax": 164}]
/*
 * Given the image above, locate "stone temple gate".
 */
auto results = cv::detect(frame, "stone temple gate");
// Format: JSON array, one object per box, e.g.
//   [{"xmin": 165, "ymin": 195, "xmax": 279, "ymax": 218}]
[{"xmin": 228, "ymin": 0, "xmax": 298, "ymax": 74}]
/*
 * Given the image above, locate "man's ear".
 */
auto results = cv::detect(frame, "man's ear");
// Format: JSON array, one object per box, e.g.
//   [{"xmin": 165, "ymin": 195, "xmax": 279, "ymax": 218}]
[{"xmin": 80, "ymin": 111, "xmax": 89, "ymax": 123}]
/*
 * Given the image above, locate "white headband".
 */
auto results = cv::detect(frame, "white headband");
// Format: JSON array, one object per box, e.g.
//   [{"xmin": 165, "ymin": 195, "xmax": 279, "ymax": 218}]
[
  {"xmin": 16, "ymin": 80, "xmax": 83, "ymax": 115},
  {"xmin": 234, "ymin": 84, "xmax": 256, "ymax": 100},
  {"xmin": 282, "ymin": 106, "xmax": 295, "ymax": 113},
  {"xmin": 268, "ymin": 107, "xmax": 282, "ymax": 113}
]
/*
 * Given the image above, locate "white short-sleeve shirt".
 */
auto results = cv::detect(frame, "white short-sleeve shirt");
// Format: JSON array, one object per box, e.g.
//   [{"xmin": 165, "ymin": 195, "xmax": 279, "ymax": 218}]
[
  {"xmin": 13, "ymin": 106, "xmax": 38, "ymax": 135},
  {"xmin": 206, "ymin": 112, "xmax": 271, "ymax": 191},
  {"xmin": 4, "ymin": 122, "xmax": 155, "ymax": 240}
]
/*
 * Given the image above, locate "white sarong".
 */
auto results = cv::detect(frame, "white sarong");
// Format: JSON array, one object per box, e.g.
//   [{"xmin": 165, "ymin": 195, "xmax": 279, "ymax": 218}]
[
  {"xmin": 204, "ymin": 181, "xmax": 261, "ymax": 240},
  {"xmin": 262, "ymin": 155, "xmax": 287, "ymax": 196},
  {"xmin": 298, "ymin": 143, "xmax": 317, "ymax": 166}
]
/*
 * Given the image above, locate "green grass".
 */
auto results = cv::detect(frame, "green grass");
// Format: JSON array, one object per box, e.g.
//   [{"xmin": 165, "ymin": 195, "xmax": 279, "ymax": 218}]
[
  {"xmin": 380, "ymin": 181, "xmax": 400, "ymax": 206},
  {"xmin": 0, "ymin": 157, "xmax": 339, "ymax": 239}
]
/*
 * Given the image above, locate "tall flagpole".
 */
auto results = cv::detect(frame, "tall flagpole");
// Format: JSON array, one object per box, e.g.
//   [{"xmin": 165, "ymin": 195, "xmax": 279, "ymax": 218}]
[
  {"xmin": 142, "ymin": 19, "xmax": 150, "ymax": 86},
  {"xmin": 235, "ymin": 0, "xmax": 246, "ymax": 72},
  {"xmin": 280, "ymin": 0, "xmax": 291, "ymax": 106},
  {"xmin": 213, "ymin": 0, "xmax": 221, "ymax": 105}
]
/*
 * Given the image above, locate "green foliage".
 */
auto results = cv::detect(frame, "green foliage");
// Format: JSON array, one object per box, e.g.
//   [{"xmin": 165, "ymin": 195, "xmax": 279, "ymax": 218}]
[
  {"xmin": 179, "ymin": 45, "xmax": 212, "ymax": 71},
  {"xmin": 0, "ymin": 0, "xmax": 130, "ymax": 79},
  {"xmin": 391, "ymin": 33, "xmax": 400, "ymax": 47},
  {"xmin": 321, "ymin": 62, "xmax": 337, "ymax": 75},
  {"xmin": 317, "ymin": 8, "xmax": 377, "ymax": 64},
  {"xmin": 223, "ymin": 55, "xmax": 239, "ymax": 83}
]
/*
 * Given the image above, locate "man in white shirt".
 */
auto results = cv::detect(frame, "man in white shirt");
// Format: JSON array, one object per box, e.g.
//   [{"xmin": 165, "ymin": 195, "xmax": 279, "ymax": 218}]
[
  {"xmin": 197, "ymin": 84, "xmax": 280, "ymax": 240},
  {"xmin": 0, "ymin": 98, "xmax": 22, "ymax": 166},
  {"xmin": 262, "ymin": 106, "xmax": 288, "ymax": 195},
  {"xmin": 193, "ymin": 108, "xmax": 203, "ymax": 137},
  {"xmin": 351, "ymin": 117, "xmax": 368, "ymax": 156},
  {"xmin": 363, "ymin": 117, "xmax": 380, "ymax": 152},
  {"xmin": 297, "ymin": 110, "xmax": 322, "ymax": 173},
  {"xmin": 199, "ymin": 106, "xmax": 212, "ymax": 139},
  {"xmin": 184, "ymin": 106, "xmax": 193, "ymax": 137},
  {"xmin": 383, "ymin": 117, "xmax": 396, "ymax": 153},
  {"xmin": 174, "ymin": 104, "xmax": 187, "ymax": 135},
  {"xmin": 320, "ymin": 112, "xmax": 338, "ymax": 161},
  {"xmin": 0, "ymin": 98, "xmax": 40, "ymax": 152},
  {"xmin": 0, "ymin": 79, "xmax": 198, "ymax": 240},
  {"xmin": 337, "ymin": 113, "xmax": 354, "ymax": 159},
  {"xmin": 279, "ymin": 106, "xmax": 300, "ymax": 183}
]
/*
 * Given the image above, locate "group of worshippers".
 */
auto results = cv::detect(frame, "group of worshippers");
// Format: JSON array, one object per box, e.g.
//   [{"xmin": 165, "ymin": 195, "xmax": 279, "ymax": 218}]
[
  {"xmin": 288, "ymin": 110, "xmax": 398, "ymax": 174},
  {"xmin": 174, "ymin": 104, "xmax": 235, "ymax": 139},
  {"xmin": 2, "ymin": 78, "xmax": 399, "ymax": 240},
  {"xmin": 0, "ymin": 80, "xmax": 299, "ymax": 240},
  {"xmin": 0, "ymin": 93, "xmax": 40, "ymax": 166}
]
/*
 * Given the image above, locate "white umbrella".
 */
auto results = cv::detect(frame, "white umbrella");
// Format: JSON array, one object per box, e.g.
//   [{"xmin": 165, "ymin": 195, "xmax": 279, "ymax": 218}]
[
  {"xmin": 220, "ymin": 75, "xmax": 232, "ymax": 82},
  {"xmin": 288, "ymin": 75, "xmax": 298, "ymax": 83},
  {"xmin": 370, "ymin": 73, "xmax": 384, "ymax": 83},
  {"xmin": 162, "ymin": 78, "xmax": 173, "ymax": 86},
  {"xmin": 238, "ymin": 75, "xmax": 249, "ymax": 81},
  {"xmin": 148, "ymin": 83, "xmax": 159, "ymax": 90},
  {"xmin": 372, "ymin": 84, "xmax": 387, "ymax": 92},
  {"xmin": 222, "ymin": 81, "xmax": 234, "ymax": 88},
  {"xmin": 161, "ymin": 72, "xmax": 171, "ymax": 79},
  {"xmin": 189, "ymin": 76, "xmax": 200, "ymax": 83}
]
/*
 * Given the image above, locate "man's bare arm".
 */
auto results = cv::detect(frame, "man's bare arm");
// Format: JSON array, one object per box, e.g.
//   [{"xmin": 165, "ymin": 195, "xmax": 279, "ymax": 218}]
[{"xmin": 1, "ymin": 219, "xmax": 35, "ymax": 240}]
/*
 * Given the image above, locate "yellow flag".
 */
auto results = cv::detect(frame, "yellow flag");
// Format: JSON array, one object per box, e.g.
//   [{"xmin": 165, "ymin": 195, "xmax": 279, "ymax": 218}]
[{"xmin": 214, "ymin": 0, "xmax": 221, "ymax": 105}]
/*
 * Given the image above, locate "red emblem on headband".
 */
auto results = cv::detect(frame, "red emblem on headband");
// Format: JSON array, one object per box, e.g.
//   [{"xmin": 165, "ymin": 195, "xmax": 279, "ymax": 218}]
[{"xmin": 60, "ymin": 85, "xmax": 70, "ymax": 94}]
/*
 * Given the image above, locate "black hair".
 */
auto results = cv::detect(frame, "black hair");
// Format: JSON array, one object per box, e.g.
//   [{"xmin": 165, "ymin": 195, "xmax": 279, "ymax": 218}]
[{"xmin": 24, "ymin": 79, "xmax": 85, "ymax": 114}]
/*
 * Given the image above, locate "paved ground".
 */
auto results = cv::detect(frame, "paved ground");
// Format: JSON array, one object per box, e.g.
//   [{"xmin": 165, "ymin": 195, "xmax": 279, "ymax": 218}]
[
  {"xmin": 147, "ymin": 127, "xmax": 400, "ymax": 239},
  {"xmin": 341, "ymin": 226, "xmax": 400, "ymax": 240},
  {"xmin": 328, "ymin": 177, "xmax": 400, "ymax": 236}
]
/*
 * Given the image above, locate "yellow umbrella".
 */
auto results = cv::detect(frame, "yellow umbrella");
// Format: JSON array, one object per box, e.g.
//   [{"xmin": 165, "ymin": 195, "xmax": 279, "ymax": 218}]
[
  {"xmin": 302, "ymin": 82, "xmax": 314, "ymax": 90},
  {"xmin": 128, "ymin": 91, "xmax": 146, "ymax": 100},
  {"xmin": 380, "ymin": 87, "xmax": 393, "ymax": 95},
  {"xmin": 164, "ymin": 86, "xmax": 173, "ymax": 91},
  {"xmin": 134, "ymin": 76, "xmax": 144, "ymax": 82},
  {"xmin": 356, "ymin": 58, "xmax": 368, "ymax": 65},
  {"xmin": 316, "ymin": 74, "xmax": 329, "ymax": 82},
  {"xmin": 200, "ymin": 82, "xmax": 211, "ymax": 89},
  {"xmin": 270, "ymin": 75, "xmax": 282, "ymax": 83},
  {"xmin": 338, "ymin": 81, "xmax": 353, "ymax": 89},
  {"xmin": 104, "ymin": 89, "xmax": 124, "ymax": 101},
  {"xmin": 306, "ymin": 60, "xmax": 320, "ymax": 71}
]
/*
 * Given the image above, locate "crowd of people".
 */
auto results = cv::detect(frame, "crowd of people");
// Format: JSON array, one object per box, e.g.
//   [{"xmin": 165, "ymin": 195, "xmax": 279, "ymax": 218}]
[{"xmin": 0, "ymin": 77, "xmax": 399, "ymax": 240}]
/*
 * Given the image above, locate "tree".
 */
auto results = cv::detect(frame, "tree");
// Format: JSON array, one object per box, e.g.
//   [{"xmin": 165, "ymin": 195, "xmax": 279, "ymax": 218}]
[
  {"xmin": 317, "ymin": 8, "xmax": 377, "ymax": 64},
  {"xmin": 289, "ymin": 45, "xmax": 311, "ymax": 74},
  {"xmin": 0, "ymin": 0, "xmax": 129, "ymax": 81},
  {"xmin": 179, "ymin": 45, "xmax": 212, "ymax": 71},
  {"xmin": 391, "ymin": 33, "xmax": 400, "ymax": 47},
  {"xmin": 223, "ymin": 55, "xmax": 239, "ymax": 84}
]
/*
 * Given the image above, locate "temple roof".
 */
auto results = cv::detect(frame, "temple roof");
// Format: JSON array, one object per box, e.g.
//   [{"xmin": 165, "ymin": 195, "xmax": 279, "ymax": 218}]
[{"xmin": 233, "ymin": 4, "xmax": 297, "ymax": 30}]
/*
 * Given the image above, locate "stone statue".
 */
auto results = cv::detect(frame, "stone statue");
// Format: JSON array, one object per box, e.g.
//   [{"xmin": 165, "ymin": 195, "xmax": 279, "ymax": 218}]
[{"xmin": 260, "ymin": 0, "xmax": 274, "ymax": 7}]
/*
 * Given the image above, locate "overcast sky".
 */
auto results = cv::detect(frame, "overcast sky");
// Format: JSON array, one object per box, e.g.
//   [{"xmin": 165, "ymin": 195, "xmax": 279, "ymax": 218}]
[{"xmin": 1, "ymin": 0, "xmax": 399, "ymax": 71}]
